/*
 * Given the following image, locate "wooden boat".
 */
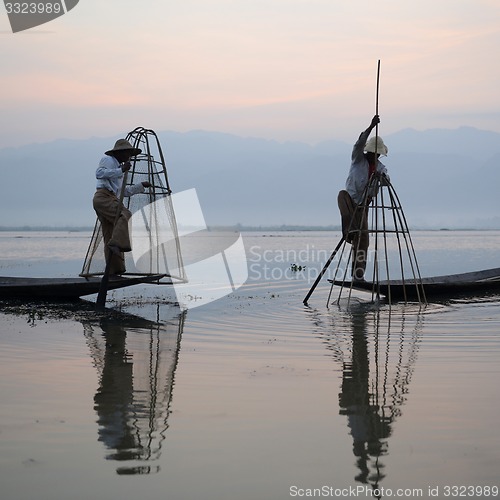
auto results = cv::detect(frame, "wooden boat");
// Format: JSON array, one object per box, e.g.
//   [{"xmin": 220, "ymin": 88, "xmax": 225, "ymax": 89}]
[
  {"xmin": 330, "ymin": 267, "xmax": 500, "ymax": 300},
  {"xmin": 0, "ymin": 274, "xmax": 166, "ymax": 301}
]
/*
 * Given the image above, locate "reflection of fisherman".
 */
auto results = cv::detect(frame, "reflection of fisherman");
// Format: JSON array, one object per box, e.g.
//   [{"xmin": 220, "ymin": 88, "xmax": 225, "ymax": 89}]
[
  {"xmin": 89, "ymin": 314, "xmax": 184, "ymax": 475},
  {"xmin": 338, "ymin": 312, "xmax": 392, "ymax": 485},
  {"xmin": 93, "ymin": 320, "xmax": 140, "ymax": 466},
  {"xmin": 337, "ymin": 115, "xmax": 389, "ymax": 281}
]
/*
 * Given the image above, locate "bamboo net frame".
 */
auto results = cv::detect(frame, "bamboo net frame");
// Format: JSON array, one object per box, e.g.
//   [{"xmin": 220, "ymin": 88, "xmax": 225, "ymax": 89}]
[
  {"xmin": 328, "ymin": 174, "xmax": 427, "ymax": 307},
  {"xmin": 81, "ymin": 127, "xmax": 186, "ymax": 284}
]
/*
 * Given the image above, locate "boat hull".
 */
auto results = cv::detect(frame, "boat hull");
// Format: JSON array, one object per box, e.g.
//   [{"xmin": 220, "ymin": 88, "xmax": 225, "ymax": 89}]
[
  {"xmin": 0, "ymin": 275, "xmax": 166, "ymax": 301},
  {"xmin": 331, "ymin": 267, "xmax": 500, "ymax": 300}
]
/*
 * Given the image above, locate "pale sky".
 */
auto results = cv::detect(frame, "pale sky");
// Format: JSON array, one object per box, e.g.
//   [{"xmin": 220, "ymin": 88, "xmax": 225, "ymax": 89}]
[{"xmin": 1, "ymin": 0, "xmax": 500, "ymax": 148}]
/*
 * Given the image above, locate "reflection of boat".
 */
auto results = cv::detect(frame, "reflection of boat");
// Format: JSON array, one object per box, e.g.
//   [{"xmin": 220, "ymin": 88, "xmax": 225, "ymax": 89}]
[
  {"xmin": 83, "ymin": 309, "xmax": 185, "ymax": 474},
  {"xmin": 331, "ymin": 267, "xmax": 500, "ymax": 300},
  {"xmin": 0, "ymin": 274, "xmax": 165, "ymax": 300},
  {"xmin": 317, "ymin": 305, "xmax": 423, "ymax": 492}
]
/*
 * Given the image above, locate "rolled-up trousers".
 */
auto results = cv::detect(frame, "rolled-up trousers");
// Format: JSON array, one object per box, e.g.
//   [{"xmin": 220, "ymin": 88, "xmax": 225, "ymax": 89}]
[
  {"xmin": 337, "ymin": 190, "xmax": 369, "ymax": 280},
  {"xmin": 93, "ymin": 189, "xmax": 132, "ymax": 275}
]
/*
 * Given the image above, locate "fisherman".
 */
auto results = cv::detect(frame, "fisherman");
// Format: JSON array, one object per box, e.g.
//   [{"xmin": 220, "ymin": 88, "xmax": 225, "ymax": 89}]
[
  {"xmin": 93, "ymin": 139, "xmax": 151, "ymax": 275},
  {"xmin": 337, "ymin": 115, "xmax": 389, "ymax": 281}
]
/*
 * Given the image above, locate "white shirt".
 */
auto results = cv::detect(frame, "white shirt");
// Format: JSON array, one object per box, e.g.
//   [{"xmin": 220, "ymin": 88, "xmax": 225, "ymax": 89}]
[
  {"xmin": 345, "ymin": 128, "xmax": 388, "ymax": 204},
  {"xmin": 95, "ymin": 155, "xmax": 145, "ymax": 197}
]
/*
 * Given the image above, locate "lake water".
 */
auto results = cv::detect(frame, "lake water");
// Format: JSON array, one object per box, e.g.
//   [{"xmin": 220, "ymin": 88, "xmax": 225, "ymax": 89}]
[{"xmin": 1, "ymin": 230, "xmax": 499, "ymax": 500}]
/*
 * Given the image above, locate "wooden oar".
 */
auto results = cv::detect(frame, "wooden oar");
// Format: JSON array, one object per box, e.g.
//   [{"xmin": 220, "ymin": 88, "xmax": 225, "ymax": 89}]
[
  {"xmin": 95, "ymin": 168, "xmax": 129, "ymax": 311},
  {"xmin": 303, "ymin": 236, "xmax": 345, "ymax": 305}
]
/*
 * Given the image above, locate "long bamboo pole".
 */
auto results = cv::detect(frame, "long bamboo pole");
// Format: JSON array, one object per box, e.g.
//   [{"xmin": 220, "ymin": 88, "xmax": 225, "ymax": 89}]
[
  {"xmin": 375, "ymin": 59, "xmax": 380, "ymax": 155},
  {"xmin": 303, "ymin": 236, "xmax": 345, "ymax": 305},
  {"xmin": 303, "ymin": 60, "xmax": 381, "ymax": 305}
]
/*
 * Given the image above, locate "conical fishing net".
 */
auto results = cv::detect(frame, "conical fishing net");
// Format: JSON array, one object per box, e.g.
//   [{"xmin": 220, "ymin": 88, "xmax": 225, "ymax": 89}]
[{"xmin": 81, "ymin": 127, "xmax": 186, "ymax": 283}]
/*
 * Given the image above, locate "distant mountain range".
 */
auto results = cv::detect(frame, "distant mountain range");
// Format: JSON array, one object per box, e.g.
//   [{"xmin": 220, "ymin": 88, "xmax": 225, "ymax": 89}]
[{"xmin": 1, "ymin": 126, "xmax": 499, "ymax": 229}]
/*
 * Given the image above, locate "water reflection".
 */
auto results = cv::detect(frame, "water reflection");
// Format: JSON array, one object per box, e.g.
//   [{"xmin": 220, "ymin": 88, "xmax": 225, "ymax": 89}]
[
  {"xmin": 82, "ymin": 310, "xmax": 185, "ymax": 475},
  {"xmin": 315, "ymin": 303, "xmax": 423, "ymax": 494}
]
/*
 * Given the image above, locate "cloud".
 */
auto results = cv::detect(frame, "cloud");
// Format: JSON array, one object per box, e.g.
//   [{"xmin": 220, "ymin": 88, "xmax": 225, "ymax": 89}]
[
  {"xmin": 2, "ymin": 73, "xmax": 147, "ymax": 108},
  {"xmin": 1, "ymin": 0, "xmax": 500, "ymax": 147}
]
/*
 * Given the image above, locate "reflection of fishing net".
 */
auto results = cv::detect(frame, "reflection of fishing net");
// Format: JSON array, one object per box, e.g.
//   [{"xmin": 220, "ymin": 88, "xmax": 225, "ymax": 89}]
[
  {"xmin": 80, "ymin": 127, "xmax": 186, "ymax": 283},
  {"xmin": 325, "ymin": 306, "xmax": 423, "ymax": 487},
  {"xmin": 83, "ymin": 311, "xmax": 185, "ymax": 475}
]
